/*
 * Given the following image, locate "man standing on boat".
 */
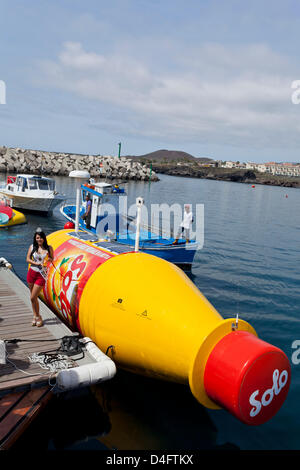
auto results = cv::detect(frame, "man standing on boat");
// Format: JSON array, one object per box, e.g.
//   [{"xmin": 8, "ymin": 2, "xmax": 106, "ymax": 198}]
[
  {"xmin": 173, "ymin": 204, "xmax": 193, "ymax": 244},
  {"xmin": 82, "ymin": 194, "xmax": 92, "ymax": 229}
]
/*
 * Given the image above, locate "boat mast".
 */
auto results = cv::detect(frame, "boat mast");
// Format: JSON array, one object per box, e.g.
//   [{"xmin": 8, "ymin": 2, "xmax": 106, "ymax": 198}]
[{"xmin": 134, "ymin": 197, "xmax": 144, "ymax": 252}]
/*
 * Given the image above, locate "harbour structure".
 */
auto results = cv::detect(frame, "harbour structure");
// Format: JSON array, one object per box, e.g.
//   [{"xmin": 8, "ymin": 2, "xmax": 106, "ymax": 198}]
[{"xmin": 0, "ymin": 264, "xmax": 115, "ymax": 448}]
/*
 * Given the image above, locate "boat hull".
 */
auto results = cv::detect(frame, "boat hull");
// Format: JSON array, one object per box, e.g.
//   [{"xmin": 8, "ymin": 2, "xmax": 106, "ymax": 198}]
[
  {"xmin": 118, "ymin": 240, "xmax": 197, "ymax": 265},
  {"xmin": 0, "ymin": 190, "xmax": 64, "ymax": 214},
  {"xmin": 60, "ymin": 205, "xmax": 198, "ymax": 266}
]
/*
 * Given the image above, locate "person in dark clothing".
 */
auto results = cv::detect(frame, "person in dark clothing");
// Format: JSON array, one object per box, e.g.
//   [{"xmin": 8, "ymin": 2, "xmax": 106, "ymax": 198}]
[{"xmin": 83, "ymin": 194, "xmax": 92, "ymax": 229}]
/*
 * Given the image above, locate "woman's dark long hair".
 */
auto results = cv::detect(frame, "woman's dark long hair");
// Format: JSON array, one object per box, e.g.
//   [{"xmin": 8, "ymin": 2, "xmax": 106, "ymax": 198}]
[{"xmin": 30, "ymin": 230, "xmax": 51, "ymax": 258}]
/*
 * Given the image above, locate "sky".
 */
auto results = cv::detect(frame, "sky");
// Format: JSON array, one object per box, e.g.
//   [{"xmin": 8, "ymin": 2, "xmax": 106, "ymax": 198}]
[{"xmin": 1, "ymin": 0, "xmax": 300, "ymax": 162}]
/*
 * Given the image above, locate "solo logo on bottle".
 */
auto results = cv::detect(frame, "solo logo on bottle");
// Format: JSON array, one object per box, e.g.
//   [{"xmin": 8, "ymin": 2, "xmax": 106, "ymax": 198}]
[{"xmin": 249, "ymin": 369, "xmax": 289, "ymax": 418}]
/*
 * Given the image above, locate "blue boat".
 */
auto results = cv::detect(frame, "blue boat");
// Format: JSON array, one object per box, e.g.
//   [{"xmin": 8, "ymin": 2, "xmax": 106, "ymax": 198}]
[{"xmin": 60, "ymin": 181, "xmax": 198, "ymax": 267}]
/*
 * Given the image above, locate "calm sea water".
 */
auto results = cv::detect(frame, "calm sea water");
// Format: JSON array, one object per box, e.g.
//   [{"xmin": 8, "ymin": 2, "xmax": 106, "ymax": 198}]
[{"xmin": 1, "ymin": 173, "xmax": 300, "ymax": 450}]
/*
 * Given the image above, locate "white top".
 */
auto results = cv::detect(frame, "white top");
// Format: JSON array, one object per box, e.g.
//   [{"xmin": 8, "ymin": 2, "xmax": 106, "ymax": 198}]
[
  {"xmin": 30, "ymin": 245, "xmax": 48, "ymax": 274},
  {"xmin": 180, "ymin": 210, "xmax": 193, "ymax": 229}
]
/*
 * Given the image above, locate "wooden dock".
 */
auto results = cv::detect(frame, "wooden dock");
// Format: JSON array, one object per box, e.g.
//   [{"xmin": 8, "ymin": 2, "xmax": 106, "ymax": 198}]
[{"xmin": 0, "ymin": 267, "xmax": 97, "ymax": 449}]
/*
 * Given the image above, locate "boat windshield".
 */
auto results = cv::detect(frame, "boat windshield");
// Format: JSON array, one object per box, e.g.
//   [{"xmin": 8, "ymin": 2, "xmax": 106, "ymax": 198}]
[
  {"xmin": 28, "ymin": 179, "xmax": 38, "ymax": 190},
  {"xmin": 37, "ymin": 179, "xmax": 55, "ymax": 191}
]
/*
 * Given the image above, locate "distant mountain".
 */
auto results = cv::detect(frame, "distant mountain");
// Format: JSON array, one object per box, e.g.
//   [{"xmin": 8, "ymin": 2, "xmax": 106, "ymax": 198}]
[{"xmin": 125, "ymin": 149, "xmax": 213, "ymax": 163}]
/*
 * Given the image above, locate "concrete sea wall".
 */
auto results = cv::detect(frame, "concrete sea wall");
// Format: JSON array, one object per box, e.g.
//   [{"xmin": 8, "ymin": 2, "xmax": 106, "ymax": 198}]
[{"xmin": 0, "ymin": 146, "xmax": 158, "ymax": 181}]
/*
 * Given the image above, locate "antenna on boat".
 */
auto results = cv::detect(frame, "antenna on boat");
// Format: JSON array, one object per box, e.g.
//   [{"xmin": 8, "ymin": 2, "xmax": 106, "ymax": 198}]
[
  {"xmin": 134, "ymin": 197, "xmax": 144, "ymax": 252},
  {"xmin": 69, "ymin": 170, "xmax": 90, "ymax": 233}
]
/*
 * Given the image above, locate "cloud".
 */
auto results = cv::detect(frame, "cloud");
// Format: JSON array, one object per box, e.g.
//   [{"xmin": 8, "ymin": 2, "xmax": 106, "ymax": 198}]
[{"xmin": 36, "ymin": 40, "xmax": 300, "ymax": 149}]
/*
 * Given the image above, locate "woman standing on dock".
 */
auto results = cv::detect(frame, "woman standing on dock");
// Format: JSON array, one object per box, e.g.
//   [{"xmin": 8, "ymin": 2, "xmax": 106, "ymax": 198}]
[{"xmin": 26, "ymin": 228, "xmax": 54, "ymax": 327}]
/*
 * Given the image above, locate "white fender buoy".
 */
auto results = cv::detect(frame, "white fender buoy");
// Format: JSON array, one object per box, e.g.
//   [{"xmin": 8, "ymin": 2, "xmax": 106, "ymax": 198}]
[{"xmin": 54, "ymin": 338, "xmax": 116, "ymax": 392}]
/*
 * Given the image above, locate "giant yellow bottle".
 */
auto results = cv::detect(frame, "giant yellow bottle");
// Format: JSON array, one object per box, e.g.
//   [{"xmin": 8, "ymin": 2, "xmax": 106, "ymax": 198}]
[{"xmin": 42, "ymin": 229, "xmax": 291, "ymax": 426}]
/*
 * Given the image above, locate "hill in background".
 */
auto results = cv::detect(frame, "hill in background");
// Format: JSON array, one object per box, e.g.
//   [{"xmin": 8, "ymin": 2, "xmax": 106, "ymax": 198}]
[{"xmin": 125, "ymin": 149, "xmax": 213, "ymax": 163}]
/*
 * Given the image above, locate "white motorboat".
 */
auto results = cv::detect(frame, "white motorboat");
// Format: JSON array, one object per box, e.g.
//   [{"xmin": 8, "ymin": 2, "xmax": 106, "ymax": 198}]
[{"xmin": 0, "ymin": 174, "xmax": 66, "ymax": 215}]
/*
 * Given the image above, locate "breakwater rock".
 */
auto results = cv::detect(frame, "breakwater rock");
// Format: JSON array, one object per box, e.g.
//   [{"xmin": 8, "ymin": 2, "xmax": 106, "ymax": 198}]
[{"xmin": 0, "ymin": 146, "xmax": 159, "ymax": 181}]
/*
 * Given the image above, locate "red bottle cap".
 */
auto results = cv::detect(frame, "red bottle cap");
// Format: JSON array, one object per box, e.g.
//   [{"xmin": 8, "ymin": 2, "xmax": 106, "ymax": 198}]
[{"xmin": 204, "ymin": 331, "xmax": 291, "ymax": 425}]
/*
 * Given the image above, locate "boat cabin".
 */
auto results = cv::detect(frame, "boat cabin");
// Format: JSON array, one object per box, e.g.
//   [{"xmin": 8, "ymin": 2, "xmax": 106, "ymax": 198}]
[
  {"xmin": 6, "ymin": 175, "xmax": 56, "ymax": 193},
  {"xmin": 80, "ymin": 181, "xmax": 125, "ymax": 234}
]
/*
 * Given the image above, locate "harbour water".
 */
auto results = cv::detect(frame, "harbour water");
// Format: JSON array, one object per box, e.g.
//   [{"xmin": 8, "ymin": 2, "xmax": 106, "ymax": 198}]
[{"xmin": 1, "ymin": 173, "xmax": 299, "ymax": 450}]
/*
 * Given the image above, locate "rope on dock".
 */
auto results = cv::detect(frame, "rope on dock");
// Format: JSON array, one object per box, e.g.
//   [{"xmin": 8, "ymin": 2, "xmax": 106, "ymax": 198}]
[{"xmin": 29, "ymin": 352, "xmax": 76, "ymax": 372}]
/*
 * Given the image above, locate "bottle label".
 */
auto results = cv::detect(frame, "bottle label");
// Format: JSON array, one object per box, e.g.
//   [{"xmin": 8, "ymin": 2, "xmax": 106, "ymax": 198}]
[{"xmin": 42, "ymin": 238, "xmax": 114, "ymax": 331}]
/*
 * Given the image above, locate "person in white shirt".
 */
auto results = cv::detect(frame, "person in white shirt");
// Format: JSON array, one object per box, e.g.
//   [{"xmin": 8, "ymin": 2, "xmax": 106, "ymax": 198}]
[{"xmin": 173, "ymin": 204, "xmax": 193, "ymax": 244}]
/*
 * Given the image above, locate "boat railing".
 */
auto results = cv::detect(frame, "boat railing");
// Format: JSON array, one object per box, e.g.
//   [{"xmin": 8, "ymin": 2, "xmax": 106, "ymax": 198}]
[
  {"xmin": 124, "ymin": 214, "xmax": 175, "ymax": 239},
  {"xmin": 60, "ymin": 198, "xmax": 76, "ymax": 211}
]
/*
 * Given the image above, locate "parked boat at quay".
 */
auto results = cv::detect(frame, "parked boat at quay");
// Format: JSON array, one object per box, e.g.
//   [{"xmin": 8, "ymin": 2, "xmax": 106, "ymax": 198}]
[
  {"xmin": 60, "ymin": 180, "xmax": 198, "ymax": 267},
  {"xmin": 0, "ymin": 175, "xmax": 66, "ymax": 215}
]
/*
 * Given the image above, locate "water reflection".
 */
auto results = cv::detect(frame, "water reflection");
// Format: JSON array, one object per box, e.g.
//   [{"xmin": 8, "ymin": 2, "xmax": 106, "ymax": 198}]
[
  {"xmin": 12, "ymin": 369, "xmax": 241, "ymax": 451},
  {"xmin": 93, "ymin": 371, "xmax": 219, "ymax": 450}
]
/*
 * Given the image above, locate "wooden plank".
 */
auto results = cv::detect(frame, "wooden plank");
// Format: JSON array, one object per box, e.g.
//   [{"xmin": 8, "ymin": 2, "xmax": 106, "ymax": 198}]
[
  {"xmin": 1, "ymin": 324, "xmax": 50, "ymax": 334},
  {"xmin": 0, "ymin": 356, "xmax": 60, "ymax": 375},
  {"xmin": 2, "ymin": 324, "xmax": 57, "ymax": 335},
  {"xmin": 0, "ymin": 317, "xmax": 34, "ymax": 326},
  {"xmin": 0, "ymin": 374, "xmax": 52, "ymax": 389},
  {"xmin": 0, "ymin": 374, "xmax": 53, "ymax": 393},
  {"xmin": 0, "ymin": 306, "xmax": 31, "ymax": 312},
  {"xmin": 0, "ymin": 304, "xmax": 30, "ymax": 309},
  {"xmin": 0, "ymin": 308, "xmax": 31, "ymax": 314},
  {"xmin": 0, "ymin": 268, "xmax": 100, "ymax": 447},
  {"xmin": 0, "ymin": 392, "xmax": 26, "ymax": 420},
  {"xmin": 0, "ymin": 373, "xmax": 52, "ymax": 385},
  {"xmin": 0, "ymin": 387, "xmax": 52, "ymax": 449},
  {"xmin": 0, "ymin": 314, "xmax": 35, "ymax": 321},
  {"xmin": 0, "ymin": 360, "xmax": 53, "ymax": 376},
  {"xmin": 0, "ymin": 269, "xmax": 97, "ymax": 394},
  {"xmin": 0, "ymin": 369, "xmax": 52, "ymax": 383}
]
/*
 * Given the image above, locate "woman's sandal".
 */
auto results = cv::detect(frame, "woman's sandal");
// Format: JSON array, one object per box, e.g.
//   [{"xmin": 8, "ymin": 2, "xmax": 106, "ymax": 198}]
[
  {"xmin": 36, "ymin": 317, "xmax": 43, "ymax": 327},
  {"xmin": 32, "ymin": 317, "xmax": 37, "ymax": 326}
]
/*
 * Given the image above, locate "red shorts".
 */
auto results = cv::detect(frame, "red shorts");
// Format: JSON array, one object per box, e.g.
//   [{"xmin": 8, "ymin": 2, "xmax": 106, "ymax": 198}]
[{"xmin": 27, "ymin": 268, "xmax": 46, "ymax": 287}]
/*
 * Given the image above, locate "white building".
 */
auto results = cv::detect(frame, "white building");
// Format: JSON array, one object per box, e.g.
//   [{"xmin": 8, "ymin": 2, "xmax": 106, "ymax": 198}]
[
  {"xmin": 225, "ymin": 160, "xmax": 300, "ymax": 177},
  {"xmin": 256, "ymin": 164, "xmax": 267, "ymax": 173},
  {"xmin": 246, "ymin": 162, "xmax": 256, "ymax": 170},
  {"xmin": 224, "ymin": 161, "xmax": 238, "ymax": 168}
]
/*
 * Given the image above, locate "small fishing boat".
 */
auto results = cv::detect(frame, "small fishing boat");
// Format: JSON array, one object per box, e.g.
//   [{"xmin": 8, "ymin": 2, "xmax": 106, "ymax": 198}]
[
  {"xmin": 60, "ymin": 180, "xmax": 198, "ymax": 267},
  {"xmin": 0, "ymin": 196, "xmax": 27, "ymax": 228},
  {"xmin": 115, "ymin": 215, "xmax": 197, "ymax": 266},
  {"xmin": 0, "ymin": 175, "xmax": 66, "ymax": 215}
]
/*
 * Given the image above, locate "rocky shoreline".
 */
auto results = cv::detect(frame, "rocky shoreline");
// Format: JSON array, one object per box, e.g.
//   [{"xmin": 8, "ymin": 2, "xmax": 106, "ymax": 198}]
[
  {"xmin": 150, "ymin": 163, "xmax": 300, "ymax": 188},
  {"xmin": 1, "ymin": 145, "xmax": 299, "ymax": 188},
  {"xmin": 0, "ymin": 146, "xmax": 159, "ymax": 181}
]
